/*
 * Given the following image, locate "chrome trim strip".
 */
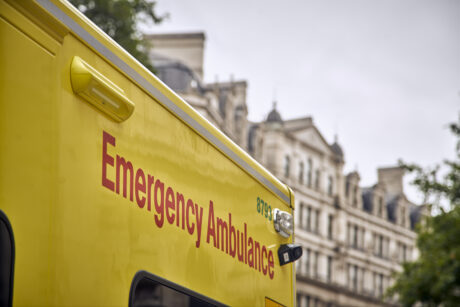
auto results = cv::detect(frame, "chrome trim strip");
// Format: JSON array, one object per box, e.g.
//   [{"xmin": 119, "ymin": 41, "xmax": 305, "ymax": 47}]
[{"xmin": 37, "ymin": 0, "xmax": 290, "ymax": 204}]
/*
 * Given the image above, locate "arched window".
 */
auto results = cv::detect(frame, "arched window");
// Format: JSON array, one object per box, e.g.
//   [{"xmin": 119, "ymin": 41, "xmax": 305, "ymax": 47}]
[{"xmin": 283, "ymin": 155, "xmax": 290, "ymax": 178}]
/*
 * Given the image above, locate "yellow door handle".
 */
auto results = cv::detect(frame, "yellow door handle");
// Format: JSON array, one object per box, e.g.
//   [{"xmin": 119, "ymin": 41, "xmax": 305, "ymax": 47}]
[{"xmin": 70, "ymin": 56, "xmax": 135, "ymax": 122}]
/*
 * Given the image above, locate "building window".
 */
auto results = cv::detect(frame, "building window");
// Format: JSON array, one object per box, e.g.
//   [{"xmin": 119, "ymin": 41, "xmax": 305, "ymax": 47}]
[
  {"xmin": 347, "ymin": 223, "xmax": 352, "ymax": 245},
  {"xmin": 327, "ymin": 214, "xmax": 333, "ymax": 239},
  {"xmin": 403, "ymin": 244, "xmax": 407, "ymax": 262},
  {"xmin": 401, "ymin": 206, "xmax": 406, "ymax": 227},
  {"xmin": 352, "ymin": 186, "xmax": 358, "ymax": 207},
  {"xmin": 349, "ymin": 264, "xmax": 358, "ymax": 291},
  {"xmin": 353, "ymin": 225, "xmax": 358, "ymax": 248},
  {"xmin": 283, "ymin": 155, "xmax": 290, "ymax": 178},
  {"xmin": 307, "ymin": 159, "xmax": 312, "ymax": 187},
  {"xmin": 377, "ymin": 234, "xmax": 383, "ymax": 257},
  {"xmin": 299, "ymin": 162, "xmax": 304, "ymax": 184},
  {"xmin": 305, "ymin": 248, "xmax": 311, "ymax": 276},
  {"xmin": 327, "ymin": 175, "xmax": 333, "ymax": 196},
  {"xmin": 398, "ymin": 242, "xmax": 408, "ymax": 262},
  {"xmin": 327, "ymin": 256, "xmax": 332, "ymax": 282},
  {"xmin": 306, "ymin": 206, "xmax": 312, "ymax": 231},
  {"xmin": 377, "ymin": 196, "xmax": 383, "ymax": 217},
  {"xmin": 313, "ymin": 252, "xmax": 319, "ymax": 278},
  {"xmin": 312, "ymin": 209, "xmax": 320, "ymax": 234},
  {"xmin": 314, "ymin": 169, "xmax": 320, "ymax": 190},
  {"xmin": 298, "ymin": 203, "xmax": 304, "ymax": 229},
  {"xmin": 378, "ymin": 273, "xmax": 384, "ymax": 297},
  {"xmin": 361, "ymin": 269, "xmax": 366, "ymax": 293}
]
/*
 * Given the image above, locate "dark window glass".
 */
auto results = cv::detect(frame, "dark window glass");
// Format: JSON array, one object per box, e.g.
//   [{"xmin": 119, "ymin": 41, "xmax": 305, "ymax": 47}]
[
  {"xmin": 0, "ymin": 210, "xmax": 15, "ymax": 307},
  {"xmin": 299, "ymin": 162, "xmax": 304, "ymax": 184},
  {"xmin": 327, "ymin": 256, "xmax": 332, "ymax": 282},
  {"xmin": 353, "ymin": 225, "xmax": 358, "ymax": 248},
  {"xmin": 327, "ymin": 215, "xmax": 333, "ymax": 239},
  {"xmin": 131, "ymin": 272, "xmax": 222, "ymax": 307}
]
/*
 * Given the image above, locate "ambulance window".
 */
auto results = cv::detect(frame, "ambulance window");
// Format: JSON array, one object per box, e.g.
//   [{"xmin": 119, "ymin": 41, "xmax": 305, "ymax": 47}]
[
  {"xmin": 130, "ymin": 271, "xmax": 225, "ymax": 307},
  {"xmin": 0, "ymin": 210, "xmax": 14, "ymax": 307}
]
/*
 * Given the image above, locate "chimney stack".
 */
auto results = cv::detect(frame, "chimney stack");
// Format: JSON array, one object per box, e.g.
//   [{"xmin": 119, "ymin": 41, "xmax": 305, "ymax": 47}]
[{"xmin": 378, "ymin": 167, "xmax": 404, "ymax": 195}]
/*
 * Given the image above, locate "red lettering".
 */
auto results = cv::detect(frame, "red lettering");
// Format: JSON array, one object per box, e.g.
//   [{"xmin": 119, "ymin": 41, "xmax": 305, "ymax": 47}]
[
  {"xmin": 154, "ymin": 180, "xmax": 164, "ymax": 227},
  {"xmin": 100, "ymin": 132, "xmax": 277, "ymax": 279},
  {"xmin": 165, "ymin": 187, "xmax": 175, "ymax": 224},
  {"xmin": 206, "ymin": 201, "xmax": 216, "ymax": 247},
  {"xmin": 147, "ymin": 175, "xmax": 154, "ymax": 211},
  {"xmin": 229, "ymin": 213, "xmax": 236, "ymax": 257},
  {"xmin": 176, "ymin": 193, "xmax": 185, "ymax": 229},
  {"xmin": 262, "ymin": 246, "xmax": 268, "ymax": 275},
  {"xmin": 244, "ymin": 223, "xmax": 248, "ymax": 264},
  {"xmin": 268, "ymin": 250, "xmax": 274, "ymax": 279},
  {"xmin": 135, "ymin": 168, "xmax": 146, "ymax": 208},
  {"xmin": 102, "ymin": 131, "xmax": 115, "ymax": 191},
  {"xmin": 248, "ymin": 237, "xmax": 254, "ymax": 268},
  {"xmin": 186, "ymin": 199, "xmax": 195, "ymax": 235},
  {"xmin": 217, "ymin": 217, "xmax": 228, "ymax": 253},
  {"xmin": 195, "ymin": 204, "xmax": 203, "ymax": 248},
  {"xmin": 237, "ymin": 230, "xmax": 244, "ymax": 262},
  {"xmin": 254, "ymin": 240, "xmax": 261, "ymax": 271},
  {"xmin": 116, "ymin": 155, "xmax": 134, "ymax": 201}
]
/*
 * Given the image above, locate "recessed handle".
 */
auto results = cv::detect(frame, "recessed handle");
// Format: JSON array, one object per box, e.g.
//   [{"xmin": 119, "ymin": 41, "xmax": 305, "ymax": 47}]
[{"xmin": 70, "ymin": 56, "xmax": 135, "ymax": 122}]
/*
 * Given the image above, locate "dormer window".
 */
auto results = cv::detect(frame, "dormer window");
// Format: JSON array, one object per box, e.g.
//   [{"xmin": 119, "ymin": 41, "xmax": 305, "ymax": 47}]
[{"xmin": 353, "ymin": 186, "xmax": 358, "ymax": 207}]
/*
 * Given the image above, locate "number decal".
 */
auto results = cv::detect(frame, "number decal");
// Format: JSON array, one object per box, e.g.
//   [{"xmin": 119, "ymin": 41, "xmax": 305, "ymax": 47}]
[{"xmin": 256, "ymin": 197, "xmax": 272, "ymax": 222}]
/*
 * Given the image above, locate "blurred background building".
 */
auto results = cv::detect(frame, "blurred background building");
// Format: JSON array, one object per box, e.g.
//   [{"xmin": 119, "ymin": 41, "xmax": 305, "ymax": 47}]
[{"xmin": 147, "ymin": 32, "xmax": 426, "ymax": 307}]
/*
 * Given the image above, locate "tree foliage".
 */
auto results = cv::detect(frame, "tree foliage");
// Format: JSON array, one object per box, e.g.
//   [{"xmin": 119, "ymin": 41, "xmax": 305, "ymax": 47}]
[
  {"xmin": 69, "ymin": 0, "xmax": 166, "ymax": 72},
  {"xmin": 388, "ymin": 116, "xmax": 460, "ymax": 306}
]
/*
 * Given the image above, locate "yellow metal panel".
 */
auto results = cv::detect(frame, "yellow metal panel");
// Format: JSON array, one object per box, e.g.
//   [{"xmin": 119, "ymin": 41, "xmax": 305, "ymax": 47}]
[
  {"xmin": 0, "ymin": 2, "xmax": 59, "ymax": 305},
  {"xmin": 0, "ymin": 0, "xmax": 296, "ymax": 306},
  {"xmin": 30, "ymin": 0, "xmax": 291, "ymax": 207}
]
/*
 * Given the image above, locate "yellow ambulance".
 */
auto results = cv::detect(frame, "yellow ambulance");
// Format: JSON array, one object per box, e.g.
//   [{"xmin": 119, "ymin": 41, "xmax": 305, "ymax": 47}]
[{"xmin": 0, "ymin": 0, "xmax": 301, "ymax": 306}]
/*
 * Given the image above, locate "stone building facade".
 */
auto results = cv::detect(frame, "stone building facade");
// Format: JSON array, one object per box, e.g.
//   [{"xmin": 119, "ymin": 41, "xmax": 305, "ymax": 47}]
[
  {"xmin": 249, "ymin": 109, "xmax": 424, "ymax": 307},
  {"xmin": 147, "ymin": 32, "xmax": 424, "ymax": 307}
]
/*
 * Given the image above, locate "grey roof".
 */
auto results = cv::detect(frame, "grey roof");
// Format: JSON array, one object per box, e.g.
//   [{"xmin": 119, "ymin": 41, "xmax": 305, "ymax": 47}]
[
  {"xmin": 150, "ymin": 55, "xmax": 204, "ymax": 94},
  {"xmin": 330, "ymin": 142, "xmax": 344, "ymax": 158},
  {"xmin": 266, "ymin": 108, "xmax": 283, "ymax": 123}
]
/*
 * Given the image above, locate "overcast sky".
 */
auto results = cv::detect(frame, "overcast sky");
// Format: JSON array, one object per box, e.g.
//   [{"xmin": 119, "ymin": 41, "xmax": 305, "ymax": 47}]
[{"xmin": 147, "ymin": 0, "xmax": 460, "ymax": 203}]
